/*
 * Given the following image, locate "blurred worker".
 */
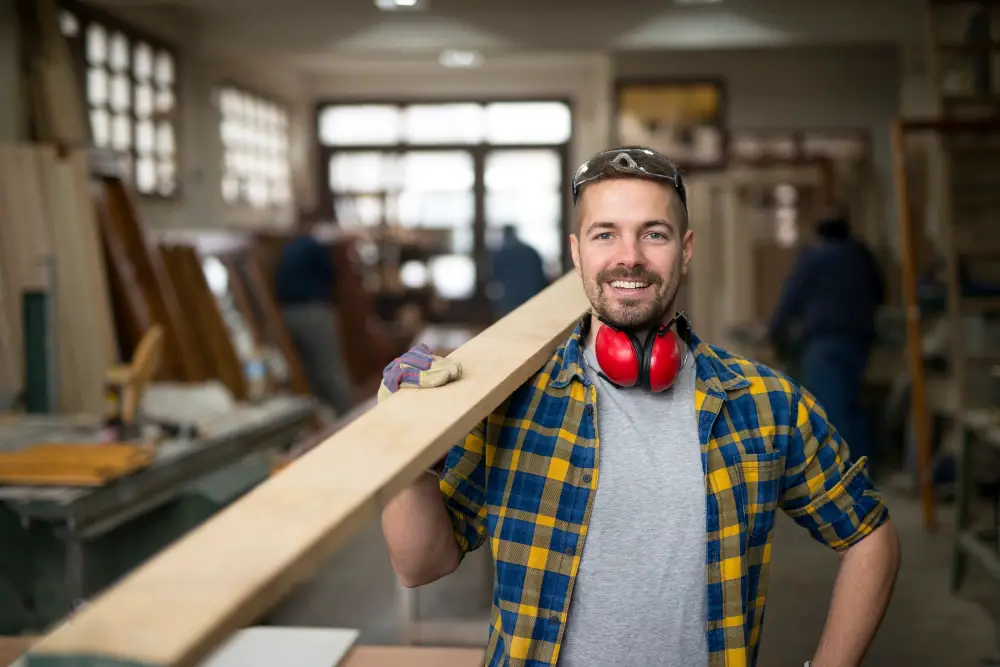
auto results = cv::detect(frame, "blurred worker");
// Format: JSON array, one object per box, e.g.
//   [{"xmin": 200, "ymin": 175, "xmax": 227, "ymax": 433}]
[
  {"xmin": 486, "ymin": 224, "xmax": 550, "ymax": 319},
  {"xmin": 274, "ymin": 223, "xmax": 355, "ymax": 416},
  {"xmin": 767, "ymin": 208, "xmax": 885, "ymax": 463},
  {"xmin": 379, "ymin": 148, "xmax": 899, "ymax": 667}
]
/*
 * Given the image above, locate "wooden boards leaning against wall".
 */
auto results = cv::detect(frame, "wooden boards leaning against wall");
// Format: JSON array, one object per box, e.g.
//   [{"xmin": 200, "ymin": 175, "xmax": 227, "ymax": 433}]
[
  {"xmin": 24, "ymin": 272, "xmax": 591, "ymax": 667},
  {"xmin": 0, "ymin": 144, "xmax": 117, "ymax": 414}
]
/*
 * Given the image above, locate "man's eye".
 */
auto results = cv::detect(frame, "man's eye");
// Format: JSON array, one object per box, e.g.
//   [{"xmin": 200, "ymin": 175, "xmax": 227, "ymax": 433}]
[
  {"xmin": 647, "ymin": 232, "xmax": 666, "ymax": 240},
  {"xmin": 595, "ymin": 232, "xmax": 613, "ymax": 240}
]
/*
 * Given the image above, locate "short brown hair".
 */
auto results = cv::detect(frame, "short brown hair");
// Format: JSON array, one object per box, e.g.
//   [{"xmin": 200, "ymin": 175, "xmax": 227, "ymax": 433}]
[{"xmin": 571, "ymin": 146, "xmax": 688, "ymax": 230}]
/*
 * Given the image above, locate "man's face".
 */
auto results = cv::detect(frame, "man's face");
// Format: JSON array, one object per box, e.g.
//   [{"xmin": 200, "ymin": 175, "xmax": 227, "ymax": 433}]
[{"xmin": 570, "ymin": 178, "xmax": 694, "ymax": 331}]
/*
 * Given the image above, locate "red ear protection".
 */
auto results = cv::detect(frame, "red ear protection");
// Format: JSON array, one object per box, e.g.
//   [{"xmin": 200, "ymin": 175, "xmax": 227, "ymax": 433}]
[{"xmin": 594, "ymin": 317, "xmax": 683, "ymax": 392}]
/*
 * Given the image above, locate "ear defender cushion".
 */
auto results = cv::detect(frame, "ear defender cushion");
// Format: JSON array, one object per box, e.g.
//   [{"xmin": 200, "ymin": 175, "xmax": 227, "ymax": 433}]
[
  {"xmin": 595, "ymin": 324, "xmax": 641, "ymax": 387},
  {"xmin": 647, "ymin": 329, "xmax": 683, "ymax": 392}
]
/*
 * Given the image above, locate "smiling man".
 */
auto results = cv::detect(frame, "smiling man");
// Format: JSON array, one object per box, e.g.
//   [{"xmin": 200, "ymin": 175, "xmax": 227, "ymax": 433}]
[{"xmin": 380, "ymin": 146, "xmax": 901, "ymax": 667}]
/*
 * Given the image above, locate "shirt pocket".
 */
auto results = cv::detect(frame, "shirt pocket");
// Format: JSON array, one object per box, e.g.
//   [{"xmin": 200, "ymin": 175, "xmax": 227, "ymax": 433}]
[{"xmin": 734, "ymin": 451, "xmax": 784, "ymax": 540}]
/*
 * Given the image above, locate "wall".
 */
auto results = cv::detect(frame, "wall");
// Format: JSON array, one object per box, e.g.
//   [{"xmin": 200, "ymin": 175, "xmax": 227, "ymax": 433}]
[
  {"xmin": 1, "ymin": 2, "xmax": 310, "ymax": 231},
  {"xmin": 615, "ymin": 46, "xmax": 902, "ymax": 251}
]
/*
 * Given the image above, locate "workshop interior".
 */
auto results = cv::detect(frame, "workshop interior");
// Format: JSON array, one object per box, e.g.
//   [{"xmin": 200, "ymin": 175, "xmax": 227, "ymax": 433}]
[{"xmin": 0, "ymin": 0, "xmax": 999, "ymax": 665}]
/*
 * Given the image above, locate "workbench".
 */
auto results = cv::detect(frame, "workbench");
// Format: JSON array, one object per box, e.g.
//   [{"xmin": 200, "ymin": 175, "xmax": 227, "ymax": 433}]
[
  {"xmin": 0, "ymin": 395, "xmax": 315, "ymax": 633},
  {"xmin": 952, "ymin": 407, "xmax": 1000, "ymax": 591}
]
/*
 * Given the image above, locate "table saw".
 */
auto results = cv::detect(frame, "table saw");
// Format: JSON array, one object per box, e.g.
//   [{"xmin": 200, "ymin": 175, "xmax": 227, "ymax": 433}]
[{"xmin": 0, "ymin": 395, "xmax": 315, "ymax": 634}]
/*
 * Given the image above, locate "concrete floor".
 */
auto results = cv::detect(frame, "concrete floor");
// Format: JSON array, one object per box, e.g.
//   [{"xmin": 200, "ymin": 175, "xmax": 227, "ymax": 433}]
[{"xmin": 268, "ymin": 490, "xmax": 1000, "ymax": 666}]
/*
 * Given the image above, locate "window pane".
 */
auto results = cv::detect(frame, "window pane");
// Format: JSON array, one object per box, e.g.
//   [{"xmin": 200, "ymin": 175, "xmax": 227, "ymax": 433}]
[
  {"xmin": 86, "ymin": 24, "xmax": 107, "ymax": 64},
  {"xmin": 155, "ymin": 51, "xmax": 174, "ymax": 86},
  {"xmin": 318, "ymin": 105, "xmax": 401, "ymax": 146},
  {"xmin": 156, "ymin": 122, "xmax": 175, "ymax": 156},
  {"xmin": 87, "ymin": 67, "xmax": 108, "ymax": 106},
  {"xmin": 135, "ymin": 83, "xmax": 153, "ymax": 117},
  {"xmin": 328, "ymin": 152, "xmax": 398, "ymax": 192},
  {"xmin": 486, "ymin": 190, "xmax": 562, "ymax": 273},
  {"xmin": 399, "ymin": 151, "xmax": 474, "ymax": 191},
  {"xmin": 59, "ymin": 10, "xmax": 79, "ymax": 37},
  {"xmin": 136, "ymin": 120, "xmax": 154, "ymax": 153},
  {"xmin": 111, "ymin": 114, "xmax": 131, "ymax": 150},
  {"xmin": 403, "ymin": 104, "xmax": 484, "ymax": 144},
  {"xmin": 109, "ymin": 32, "xmax": 129, "ymax": 72},
  {"xmin": 397, "ymin": 191, "xmax": 474, "ymax": 228},
  {"xmin": 156, "ymin": 89, "xmax": 174, "ymax": 113},
  {"xmin": 485, "ymin": 149, "xmax": 561, "ymax": 190},
  {"xmin": 134, "ymin": 42, "xmax": 153, "ymax": 80},
  {"xmin": 136, "ymin": 156, "xmax": 155, "ymax": 193},
  {"xmin": 334, "ymin": 195, "xmax": 384, "ymax": 228},
  {"xmin": 485, "ymin": 102, "xmax": 571, "ymax": 145},
  {"xmin": 429, "ymin": 255, "xmax": 476, "ymax": 300},
  {"xmin": 91, "ymin": 108, "xmax": 110, "ymax": 147},
  {"xmin": 110, "ymin": 74, "xmax": 130, "ymax": 112}
]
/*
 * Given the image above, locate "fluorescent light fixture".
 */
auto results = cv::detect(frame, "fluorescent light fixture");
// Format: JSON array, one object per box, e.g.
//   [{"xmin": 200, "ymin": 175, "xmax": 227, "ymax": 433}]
[
  {"xmin": 374, "ymin": 0, "xmax": 425, "ymax": 9},
  {"xmin": 675, "ymin": 0, "xmax": 723, "ymax": 4},
  {"xmin": 439, "ymin": 49, "xmax": 484, "ymax": 68}
]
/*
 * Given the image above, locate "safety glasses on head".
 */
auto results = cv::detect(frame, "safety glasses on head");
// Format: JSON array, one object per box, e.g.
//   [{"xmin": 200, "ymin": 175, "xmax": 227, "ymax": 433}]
[{"xmin": 571, "ymin": 147, "xmax": 687, "ymax": 209}]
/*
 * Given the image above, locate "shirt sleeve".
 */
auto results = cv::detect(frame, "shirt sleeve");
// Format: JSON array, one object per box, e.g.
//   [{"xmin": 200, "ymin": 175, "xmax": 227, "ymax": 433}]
[
  {"xmin": 437, "ymin": 419, "xmax": 489, "ymax": 557},
  {"xmin": 779, "ymin": 386, "xmax": 889, "ymax": 551}
]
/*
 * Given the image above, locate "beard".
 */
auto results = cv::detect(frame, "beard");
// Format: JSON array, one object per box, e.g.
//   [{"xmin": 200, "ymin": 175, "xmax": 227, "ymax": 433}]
[{"xmin": 583, "ymin": 263, "xmax": 680, "ymax": 331}]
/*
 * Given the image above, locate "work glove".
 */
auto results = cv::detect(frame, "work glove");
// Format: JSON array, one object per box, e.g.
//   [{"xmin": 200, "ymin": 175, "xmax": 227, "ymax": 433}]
[{"xmin": 377, "ymin": 343, "xmax": 462, "ymax": 404}]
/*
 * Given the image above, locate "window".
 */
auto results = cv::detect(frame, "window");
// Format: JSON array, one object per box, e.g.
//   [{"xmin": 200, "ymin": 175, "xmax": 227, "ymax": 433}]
[
  {"xmin": 217, "ymin": 85, "xmax": 292, "ymax": 208},
  {"xmin": 316, "ymin": 100, "xmax": 572, "ymax": 302},
  {"xmin": 59, "ymin": 3, "xmax": 179, "ymax": 197}
]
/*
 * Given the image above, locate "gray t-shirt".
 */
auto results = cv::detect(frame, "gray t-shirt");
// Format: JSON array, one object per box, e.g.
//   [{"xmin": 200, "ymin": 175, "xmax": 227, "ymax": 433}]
[{"xmin": 558, "ymin": 342, "xmax": 708, "ymax": 666}]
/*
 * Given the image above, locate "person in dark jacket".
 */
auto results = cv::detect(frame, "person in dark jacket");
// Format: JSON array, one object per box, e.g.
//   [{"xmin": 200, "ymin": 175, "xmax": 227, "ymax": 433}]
[
  {"xmin": 274, "ymin": 225, "xmax": 355, "ymax": 415},
  {"xmin": 768, "ymin": 209, "xmax": 885, "ymax": 463},
  {"xmin": 486, "ymin": 225, "xmax": 550, "ymax": 319}
]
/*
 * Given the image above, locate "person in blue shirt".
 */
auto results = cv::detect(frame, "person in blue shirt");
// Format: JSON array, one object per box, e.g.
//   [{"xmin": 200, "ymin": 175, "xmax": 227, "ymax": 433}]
[
  {"xmin": 768, "ymin": 209, "xmax": 885, "ymax": 463},
  {"xmin": 274, "ymin": 226, "xmax": 355, "ymax": 416},
  {"xmin": 486, "ymin": 225, "xmax": 550, "ymax": 319}
]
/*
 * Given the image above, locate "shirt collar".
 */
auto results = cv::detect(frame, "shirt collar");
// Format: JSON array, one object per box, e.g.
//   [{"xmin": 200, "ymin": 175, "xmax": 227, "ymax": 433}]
[{"xmin": 549, "ymin": 313, "xmax": 751, "ymax": 393}]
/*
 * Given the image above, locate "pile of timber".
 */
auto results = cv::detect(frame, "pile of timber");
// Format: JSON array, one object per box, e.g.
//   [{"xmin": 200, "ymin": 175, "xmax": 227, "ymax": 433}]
[{"xmin": 0, "ymin": 145, "xmax": 118, "ymax": 415}]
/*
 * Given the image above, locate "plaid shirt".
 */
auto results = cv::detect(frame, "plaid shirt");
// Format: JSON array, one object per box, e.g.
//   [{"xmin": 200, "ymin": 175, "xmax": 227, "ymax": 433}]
[{"xmin": 437, "ymin": 318, "xmax": 888, "ymax": 667}]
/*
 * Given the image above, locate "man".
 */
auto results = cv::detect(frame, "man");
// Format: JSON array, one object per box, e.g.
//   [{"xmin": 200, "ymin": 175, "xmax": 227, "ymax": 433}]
[
  {"xmin": 381, "ymin": 147, "xmax": 900, "ymax": 667},
  {"xmin": 486, "ymin": 225, "xmax": 550, "ymax": 319},
  {"xmin": 767, "ymin": 209, "xmax": 885, "ymax": 463},
  {"xmin": 274, "ymin": 222, "xmax": 355, "ymax": 416}
]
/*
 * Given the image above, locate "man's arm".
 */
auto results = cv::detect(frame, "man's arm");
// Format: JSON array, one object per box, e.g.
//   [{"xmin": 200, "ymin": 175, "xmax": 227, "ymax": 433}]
[
  {"xmin": 811, "ymin": 521, "xmax": 901, "ymax": 667},
  {"xmin": 382, "ymin": 421, "xmax": 488, "ymax": 587},
  {"xmin": 779, "ymin": 388, "xmax": 900, "ymax": 666},
  {"xmin": 767, "ymin": 247, "xmax": 815, "ymax": 344}
]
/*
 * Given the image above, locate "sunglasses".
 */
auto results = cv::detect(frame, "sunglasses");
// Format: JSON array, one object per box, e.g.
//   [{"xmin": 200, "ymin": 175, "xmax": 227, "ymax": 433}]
[{"xmin": 571, "ymin": 148, "xmax": 687, "ymax": 209}]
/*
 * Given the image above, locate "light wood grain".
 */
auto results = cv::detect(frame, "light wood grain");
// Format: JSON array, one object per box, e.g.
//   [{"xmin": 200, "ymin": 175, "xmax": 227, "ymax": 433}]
[{"xmin": 25, "ymin": 272, "xmax": 589, "ymax": 667}]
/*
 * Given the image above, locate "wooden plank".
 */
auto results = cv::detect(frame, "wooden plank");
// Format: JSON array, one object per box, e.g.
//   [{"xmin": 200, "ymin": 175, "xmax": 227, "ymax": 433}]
[{"xmin": 24, "ymin": 271, "xmax": 589, "ymax": 667}]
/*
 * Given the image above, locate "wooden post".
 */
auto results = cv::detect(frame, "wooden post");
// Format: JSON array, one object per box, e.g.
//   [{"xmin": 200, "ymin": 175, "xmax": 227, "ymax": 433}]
[{"xmin": 891, "ymin": 119, "xmax": 936, "ymax": 531}]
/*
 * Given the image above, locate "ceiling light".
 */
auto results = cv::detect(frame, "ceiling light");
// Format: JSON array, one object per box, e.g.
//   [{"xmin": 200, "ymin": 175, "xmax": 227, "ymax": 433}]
[
  {"xmin": 374, "ymin": 0, "xmax": 425, "ymax": 9},
  {"xmin": 439, "ymin": 50, "xmax": 484, "ymax": 68},
  {"xmin": 674, "ymin": 0, "xmax": 723, "ymax": 4}
]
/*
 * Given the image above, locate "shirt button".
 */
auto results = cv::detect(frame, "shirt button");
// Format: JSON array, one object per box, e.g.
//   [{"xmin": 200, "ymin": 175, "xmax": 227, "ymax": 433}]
[
  {"xmin": 582, "ymin": 474, "xmax": 592, "ymax": 484},
  {"xmin": 563, "ymin": 546, "xmax": 574, "ymax": 555},
  {"xmin": 549, "ymin": 614, "xmax": 560, "ymax": 623},
  {"xmin": 584, "ymin": 405, "xmax": 593, "ymax": 414}
]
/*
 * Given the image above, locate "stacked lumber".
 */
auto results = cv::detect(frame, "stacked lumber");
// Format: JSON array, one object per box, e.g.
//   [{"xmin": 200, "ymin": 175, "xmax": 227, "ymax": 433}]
[
  {"xmin": 0, "ymin": 144, "xmax": 118, "ymax": 414},
  {"xmin": 0, "ymin": 442, "xmax": 154, "ymax": 487}
]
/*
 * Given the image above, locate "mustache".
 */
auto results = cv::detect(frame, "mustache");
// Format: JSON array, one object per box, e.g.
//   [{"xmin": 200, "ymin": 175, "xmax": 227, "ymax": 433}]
[{"xmin": 597, "ymin": 268, "xmax": 663, "ymax": 285}]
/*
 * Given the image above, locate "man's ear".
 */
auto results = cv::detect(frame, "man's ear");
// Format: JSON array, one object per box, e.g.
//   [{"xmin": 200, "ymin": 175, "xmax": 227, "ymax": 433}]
[
  {"xmin": 681, "ymin": 229, "xmax": 694, "ymax": 276},
  {"xmin": 570, "ymin": 234, "xmax": 582, "ymax": 272}
]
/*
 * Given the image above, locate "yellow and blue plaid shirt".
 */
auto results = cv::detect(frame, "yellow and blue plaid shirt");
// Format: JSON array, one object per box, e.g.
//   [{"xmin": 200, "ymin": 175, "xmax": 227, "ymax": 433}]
[{"xmin": 437, "ymin": 318, "xmax": 888, "ymax": 667}]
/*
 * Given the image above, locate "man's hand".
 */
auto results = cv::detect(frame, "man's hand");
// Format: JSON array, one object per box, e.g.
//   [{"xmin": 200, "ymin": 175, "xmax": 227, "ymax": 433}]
[{"xmin": 378, "ymin": 344, "xmax": 463, "ymax": 403}]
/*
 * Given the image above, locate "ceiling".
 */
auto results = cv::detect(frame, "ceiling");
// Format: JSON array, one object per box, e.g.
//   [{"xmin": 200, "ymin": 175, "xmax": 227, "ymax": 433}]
[{"xmin": 92, "ymin": 0, "xmax": 927, "ymax": 71}]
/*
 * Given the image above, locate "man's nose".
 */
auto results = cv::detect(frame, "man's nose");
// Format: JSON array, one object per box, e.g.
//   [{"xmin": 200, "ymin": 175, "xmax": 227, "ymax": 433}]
[{"xmin": 617, "ymin": 239, "xmax": 643, "ymax": 266}]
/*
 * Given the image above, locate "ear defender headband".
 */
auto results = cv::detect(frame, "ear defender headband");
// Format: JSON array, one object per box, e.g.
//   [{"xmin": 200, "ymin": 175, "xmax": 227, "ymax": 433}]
[{"xmin": 594, "ymin": 313, "xmax": 690, "ymax": 393}]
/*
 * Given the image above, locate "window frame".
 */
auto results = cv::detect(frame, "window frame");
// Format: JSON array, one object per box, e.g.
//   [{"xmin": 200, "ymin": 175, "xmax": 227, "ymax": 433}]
[
  {"xmin": 215, "ymin": 80, "xmax": 294, "ymax": 211},
  {"xmin": 58, "ymin": 0, "xmax": 182, "ymax": 200}
]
